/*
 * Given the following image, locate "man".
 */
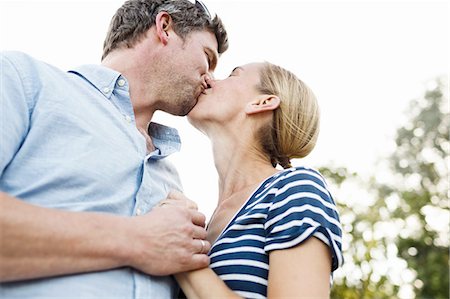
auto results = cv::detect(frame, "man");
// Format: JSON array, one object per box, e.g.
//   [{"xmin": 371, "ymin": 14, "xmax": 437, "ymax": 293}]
[{"xmin": 0, "ymin": 0, "xmax": 228, "ymax": 297}]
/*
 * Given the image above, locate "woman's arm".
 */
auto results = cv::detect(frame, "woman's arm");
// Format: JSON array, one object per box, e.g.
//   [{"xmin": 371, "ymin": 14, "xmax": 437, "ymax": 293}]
[
  {"xmin": 176, "ymin": 236, "xmax": 331, "ymax": 299},
  {"xmin": 268, "ymin": 237, "xmax": 332, "ymax": 298},
  {"xmin": 175, "ymin": 268, "xmax": 242, "ymax": 299},
  {"xmin": 175, "ymin": 268, "xmax": 241, "ymax": 299}
]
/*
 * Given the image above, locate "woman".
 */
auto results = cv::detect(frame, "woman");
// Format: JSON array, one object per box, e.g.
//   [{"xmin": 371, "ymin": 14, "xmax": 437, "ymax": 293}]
[{"xmin": 175, "ymin": 62, "xmax": 343, "ymax": 298}]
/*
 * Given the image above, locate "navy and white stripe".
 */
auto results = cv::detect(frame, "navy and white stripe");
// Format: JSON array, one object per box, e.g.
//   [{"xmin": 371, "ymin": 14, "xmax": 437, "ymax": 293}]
[{"xmin": 209, "ymin": 167, "xmax": 343, "ymax": 298}]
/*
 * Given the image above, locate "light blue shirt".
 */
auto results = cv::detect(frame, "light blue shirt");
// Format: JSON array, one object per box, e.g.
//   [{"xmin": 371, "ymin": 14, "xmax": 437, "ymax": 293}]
[{"xmin": 0, "ymin": 51, "xmax": 182, "ymax": 298}]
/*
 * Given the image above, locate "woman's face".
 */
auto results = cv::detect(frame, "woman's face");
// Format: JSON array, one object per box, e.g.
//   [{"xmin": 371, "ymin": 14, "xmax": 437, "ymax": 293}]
[{"xmin": 187, "ymin": 62, "xmax": 263, "ymax": 128}]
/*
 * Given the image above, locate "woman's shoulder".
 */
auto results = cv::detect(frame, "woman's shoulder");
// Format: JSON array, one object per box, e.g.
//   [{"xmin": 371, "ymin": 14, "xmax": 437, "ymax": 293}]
[
  {"xmin": 262, "ymin": 166, "xmax": 344, "ymax": 270},
  {"xmin": 256, "ymin": 166, "xmax": 339, "ymax": 223},
  {"xmin": 274, "ymin": 166, "xmax": 327, "ymax": 184},
  {"xmin": 247, "ymin": 166, "xmax": 336, "ymax": 215},
  {"xmin": 263, "ymin": 166, "xmax": 332, "ymax": 200}
]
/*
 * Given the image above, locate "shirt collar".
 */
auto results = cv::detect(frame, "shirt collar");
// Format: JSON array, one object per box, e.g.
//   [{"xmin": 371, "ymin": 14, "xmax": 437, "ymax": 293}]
[
  {"xmin": 68, "ymin": 64, "xmax": 123, "ymax": 99},
  {"xmin": 147, "ymin": 122, "xmax": 181, "ymax": 159},
  {"xmin": 68, "ymin": 65, "xmax": 182, "ymax": 159}
]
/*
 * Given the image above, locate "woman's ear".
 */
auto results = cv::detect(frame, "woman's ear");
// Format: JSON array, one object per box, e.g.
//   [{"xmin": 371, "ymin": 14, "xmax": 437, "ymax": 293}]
[
  {"xmin": 245, "ymin": 95, "xmax": 281, "ymax": 115},
  {"xmin": 155, "ymin": 12, "xmax": 172, "ymax": 45}
]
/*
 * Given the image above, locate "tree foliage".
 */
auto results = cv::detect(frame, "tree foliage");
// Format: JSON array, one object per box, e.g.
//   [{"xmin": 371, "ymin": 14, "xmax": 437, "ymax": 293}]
[
  {"xmin": 326, "ymin": 76, "xmax": 449, "ymax": 298},
  {"xmin": 389, "ymin": 77, "xmax": 449, "ymax": 298}
]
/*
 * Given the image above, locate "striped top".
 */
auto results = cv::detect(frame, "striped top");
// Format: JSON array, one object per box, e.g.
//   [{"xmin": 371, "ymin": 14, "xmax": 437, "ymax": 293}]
[{"xmin": 209, "ymin": 167, "xmax": 343, "ymax": 299}]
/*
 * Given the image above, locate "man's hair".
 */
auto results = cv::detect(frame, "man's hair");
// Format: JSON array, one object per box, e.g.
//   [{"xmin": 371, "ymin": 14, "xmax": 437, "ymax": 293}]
[{"xmin": 102, "ymin": 0, "xmax": 228, "ymax": 60}]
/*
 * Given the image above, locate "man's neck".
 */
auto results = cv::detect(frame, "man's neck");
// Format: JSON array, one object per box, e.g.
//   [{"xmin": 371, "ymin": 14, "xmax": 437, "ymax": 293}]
[{"xmin": 102, "ymin": 51, "xmax": 157, "ymax": 131}]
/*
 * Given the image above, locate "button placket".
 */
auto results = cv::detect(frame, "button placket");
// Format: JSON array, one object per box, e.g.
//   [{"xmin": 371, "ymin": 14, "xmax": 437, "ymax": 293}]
[
  {"xmin": 117, "ymin": 79, "xmax": 126, "ymax": 87},
  {"xmin": 124, "ymin": 114, "xmax": 132, "ymax": 123},
  {"xmin": 105, "ymin": 79, "xmax": 134, "ymax": 125}
]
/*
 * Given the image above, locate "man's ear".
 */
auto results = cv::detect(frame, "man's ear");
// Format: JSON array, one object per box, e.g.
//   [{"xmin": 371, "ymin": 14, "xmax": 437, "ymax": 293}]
[
  {"xmin": 155, "ymin": 11, "xmax": 172, "ymax": 45},
  {"xmin": 245, "ymin": 95, "xmax": 281, "ymax": 115}
]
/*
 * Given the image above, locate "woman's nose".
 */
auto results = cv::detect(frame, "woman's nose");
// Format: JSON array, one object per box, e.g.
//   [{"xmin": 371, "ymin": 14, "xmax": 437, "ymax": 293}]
[{"xmin": 204, "ymin": 74, "xmax": 216, "ymax": 89}]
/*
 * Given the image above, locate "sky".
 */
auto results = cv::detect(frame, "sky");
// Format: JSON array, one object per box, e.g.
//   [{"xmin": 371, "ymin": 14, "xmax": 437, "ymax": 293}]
[{"xmin": 1, "ymin": 0, "xmax": 448, "ymax": 219}]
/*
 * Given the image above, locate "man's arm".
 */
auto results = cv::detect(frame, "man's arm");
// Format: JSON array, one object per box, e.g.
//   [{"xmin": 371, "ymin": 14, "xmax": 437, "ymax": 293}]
[{"xmin": 0, "ymin": 192, "xmax": 209, "ymax": 282}]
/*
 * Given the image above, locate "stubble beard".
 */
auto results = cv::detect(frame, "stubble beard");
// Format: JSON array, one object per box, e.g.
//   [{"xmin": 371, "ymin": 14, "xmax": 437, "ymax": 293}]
[{"xmin": 165, "ymin": 76, "xmax": 200, "ymax": 116}]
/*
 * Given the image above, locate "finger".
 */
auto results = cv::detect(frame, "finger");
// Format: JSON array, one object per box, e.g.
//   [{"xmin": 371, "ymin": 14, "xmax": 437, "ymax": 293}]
[
  {"xmin": 155, "ymin": 199, "xmax": 182, "ymax": 208},
  {"xmin": 197, "ymin": 239, "xmax": 211, "ymax": 254},
  {"xmin": 167, "ymin": 190, "xmax": 189, "ymax": 201},
  {"xmin": 167, "ymin": 190, "xmax": 198, "ymax": 210},
  {"xmin": 157, "ymin": 199, "xmax": 180, "ymax": 207},
  {"xmin": 189, "ymin": 254, "xmax": 210, "ymax": 270},
  {"xmin": 191, "ymin": 225, "xmax": 207, "ymax": 240},
  {"xmin": 156, "ymin": 200, "xmax": 169, "ymax": 207},
  {"xmin": 190, "ymin": 210, "xmax": 206, "ymax": 228},
  {"xmin": 158, "ymin": 198, "xmax": 198, "ymax": 211},
  {"xmin": 185, "ymin": 199, "xmax": 198, "ymax": 210}
]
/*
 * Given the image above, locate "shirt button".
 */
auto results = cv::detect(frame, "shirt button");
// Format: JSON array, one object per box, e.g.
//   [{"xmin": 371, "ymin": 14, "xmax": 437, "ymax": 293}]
[
  {"xmin": 124, "ymin": 115, "xmax": 132, "ymax": 123},
  {"xmin": 102, "ymin": 87, "xmax": 110, "ymax": 94},
  {"xmin": 117, "ymin": 79, "xmax": 126, "ymax": 87},
  {"xmin": 136, "ymin": 208, "xmax": 142, "ymax": 216}
]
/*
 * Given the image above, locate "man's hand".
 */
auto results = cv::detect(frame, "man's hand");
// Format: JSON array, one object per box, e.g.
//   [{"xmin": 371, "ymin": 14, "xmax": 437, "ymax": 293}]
[
  {"xmin": 0, "ymin": 191, "xmax": 210, "ymax": 281},
  {"xmin": 157, "ymin": 190, "xmax": 200, "ymax": 211},
  {"xmin": 124, "ymin": 191, "xmax": 211, "ymax": 275}
]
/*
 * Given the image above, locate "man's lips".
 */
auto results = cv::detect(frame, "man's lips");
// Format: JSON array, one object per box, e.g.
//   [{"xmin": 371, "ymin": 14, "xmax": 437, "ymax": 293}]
[{"xmin": 200, "ymin": 87, "xmax": 211, "ymax": 95}]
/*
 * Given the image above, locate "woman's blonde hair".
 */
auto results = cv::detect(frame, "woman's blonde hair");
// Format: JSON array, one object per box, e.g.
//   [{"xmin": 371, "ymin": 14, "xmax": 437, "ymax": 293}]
[{"xmin": 256, "ymin": 62, "xmax": 320, "ymax": 169}]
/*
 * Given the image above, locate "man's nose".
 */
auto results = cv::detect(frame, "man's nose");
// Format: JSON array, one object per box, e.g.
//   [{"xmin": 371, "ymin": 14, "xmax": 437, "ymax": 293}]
[{"xmin": 203, "ymin": 73, "xmax": 215, "ymax": 89}]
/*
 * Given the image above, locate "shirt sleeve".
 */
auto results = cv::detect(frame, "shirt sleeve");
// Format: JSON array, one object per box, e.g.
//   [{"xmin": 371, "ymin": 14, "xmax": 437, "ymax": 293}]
[
  {"xmin": 264, "ymin": 167, "xmax": 343, "ymax": 271},
  {"xmin": 0, "ymin": 53, "xmax": 32, "ymax": 176}
]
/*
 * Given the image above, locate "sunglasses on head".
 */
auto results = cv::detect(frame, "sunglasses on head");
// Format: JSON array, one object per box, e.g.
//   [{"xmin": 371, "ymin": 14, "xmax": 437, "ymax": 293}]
[{"xmin": 194, "ymin": 0, "xmax": 211, "ymax": 19}]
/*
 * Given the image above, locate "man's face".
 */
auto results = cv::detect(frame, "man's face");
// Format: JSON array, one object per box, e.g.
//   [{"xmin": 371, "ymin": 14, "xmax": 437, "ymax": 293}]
[{"xmin": 157, "ymin": 30, "xmax": 219, "ymax": 116}]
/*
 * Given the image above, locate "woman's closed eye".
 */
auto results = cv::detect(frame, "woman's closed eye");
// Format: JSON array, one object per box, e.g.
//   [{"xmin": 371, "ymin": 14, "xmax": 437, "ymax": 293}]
[
  {"xmin": 228, "ymin": 70, "xmax": 238, "ymax": 77},
  {"xmin": 228, "ymin": 66, "xmax": 243, "ymax": 77}
]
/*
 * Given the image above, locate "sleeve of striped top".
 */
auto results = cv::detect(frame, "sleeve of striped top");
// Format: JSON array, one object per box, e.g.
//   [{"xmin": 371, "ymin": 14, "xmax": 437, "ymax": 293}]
[{"xmin": 263, "ymin": 167, "xmax": 343, "ymax": 271}]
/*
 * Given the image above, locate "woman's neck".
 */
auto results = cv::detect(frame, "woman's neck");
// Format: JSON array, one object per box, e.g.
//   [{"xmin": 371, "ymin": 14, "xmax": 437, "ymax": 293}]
[
  {"xmin": 209, "ymin": 131, "xmax": 277, "ymax": 205},
  {"xmin": 205, "ymin": 132, "xmax": 278, "ymax": 243}
]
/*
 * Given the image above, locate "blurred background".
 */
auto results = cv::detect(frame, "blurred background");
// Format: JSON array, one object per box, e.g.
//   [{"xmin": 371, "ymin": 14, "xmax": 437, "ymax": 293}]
[{"xmin": 1, "ymin": 0, "xmax": 448, "ymax": 298}]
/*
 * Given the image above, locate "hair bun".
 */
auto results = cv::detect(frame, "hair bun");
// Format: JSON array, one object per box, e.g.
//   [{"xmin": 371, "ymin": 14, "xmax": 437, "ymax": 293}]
[{"xmin": 278, "ymin": 156, "xmax": 292, "ymax": 169}]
